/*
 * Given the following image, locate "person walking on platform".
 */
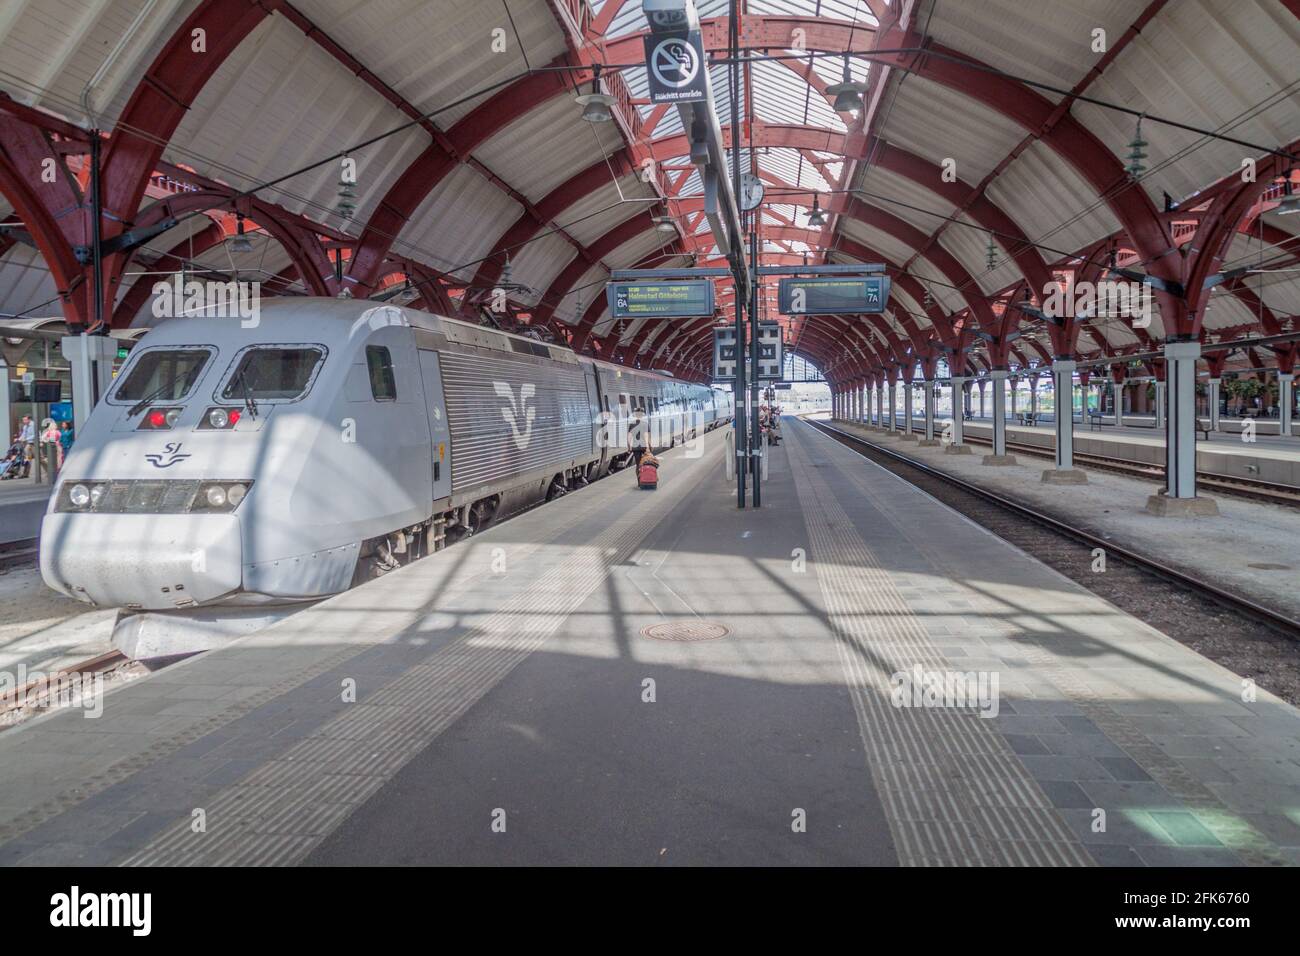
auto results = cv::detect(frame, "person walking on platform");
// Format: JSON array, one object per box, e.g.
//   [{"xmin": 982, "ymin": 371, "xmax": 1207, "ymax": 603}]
[
  {"xmin": 40, "ymin": 418, "xmax": 63, "ymax": 471},
  {"xmin": 16, "ymin": 415, "xmax": 35, "ymax": 478}
]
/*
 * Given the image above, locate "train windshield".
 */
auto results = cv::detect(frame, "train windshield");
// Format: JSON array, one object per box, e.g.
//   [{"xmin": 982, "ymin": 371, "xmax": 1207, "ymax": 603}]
[
  {"xmin": 220, "ymin": 346, "xmax": 324, "ymax": 401},
  {"xmin": 113, "ymin": 348, "xmax": 212, "ymax": 402}
]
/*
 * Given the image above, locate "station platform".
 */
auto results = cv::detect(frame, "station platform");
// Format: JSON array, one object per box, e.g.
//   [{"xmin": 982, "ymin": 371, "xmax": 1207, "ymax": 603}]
[
  {"xmin": 0, "ymin": 478, "xmax": 51, "ymax": 544},
  {"xmin": 1, "ymin": 419, "xmax": 1298, "ymax": 866},
  {"xmin": 963, "ymin": 413, "xmax": 1299, "ymax": 448},
  {"xmin": 879, "ymin": 414, "xmax": 1300, "ymax": 486}
]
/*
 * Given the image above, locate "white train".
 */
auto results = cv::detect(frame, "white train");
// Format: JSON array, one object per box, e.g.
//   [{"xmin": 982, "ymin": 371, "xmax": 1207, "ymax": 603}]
[{"xmin": 41, "ymin": 298, "xmax": 730, "ymax": 612}]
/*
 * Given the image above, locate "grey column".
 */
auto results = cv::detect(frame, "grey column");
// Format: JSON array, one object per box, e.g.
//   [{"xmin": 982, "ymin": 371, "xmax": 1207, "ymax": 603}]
[
  {"xmin": 925, "ymin": 382, "xmax": 935, "ymax": 442},
  {"xmin": 1279, "ymin": 373, "xmax": 1294, "ymax": 438},
  {"xmin": 1155, "ymin": 380, "xmax": 1165, "ymax": 429},
  {"xmin": 1165, "ymin": 341, "xmax": 1200, "ymax": 499},
  {"xmin": 991, "ymin": 370, "xmax": 1008, "ymax": 456},
  {"xmin": 887, "ymin": 381, "xmax": 897, "ymax": 432},
  {"xmin": 950, "ymin": 377, "xmax": 966, "ymax": 446},
  {"xmin": 979, "ymin": 381, "xmax": 986, "ymax": 419},
  {"xmin": 903, "ymin": 383, "xmax": 914, "ymax": 434},
  {"xmin": 1208, "ymin": 378, "xmax": 1221, "ymax": 431},
  {"xmin": 1009, "ymin": 380, "xmax": 1018, "ymax": 421},
  {"xmin": 1053, "ymin": 361, "xmax": 1076, "ymax": 469},
  {"xmin": 0, "ymin": 357, "xmax": 8, "ymax": 450},
  {"xmin": 1114, "ymin": 380, "xmax": 1125, "ymax": 428}
]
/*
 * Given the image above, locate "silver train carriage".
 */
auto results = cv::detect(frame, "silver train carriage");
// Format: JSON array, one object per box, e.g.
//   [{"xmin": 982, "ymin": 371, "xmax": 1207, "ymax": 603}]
[{"xmin": 40, "ymin": 299, "xmax": 731, "ymax": 611}]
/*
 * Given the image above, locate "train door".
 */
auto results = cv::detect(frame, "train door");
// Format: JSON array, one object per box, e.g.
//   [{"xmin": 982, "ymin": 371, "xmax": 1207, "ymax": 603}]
[
  {"xmin": 418, "ymin": 350, "xmax": 452, "ymax": 501},
  {"xmin": 586, "ymin": 368, "xmax": 609, "ymax": 477}
]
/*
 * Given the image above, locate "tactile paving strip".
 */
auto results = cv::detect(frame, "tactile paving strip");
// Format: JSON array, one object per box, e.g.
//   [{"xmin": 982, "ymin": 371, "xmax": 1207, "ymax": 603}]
[
  {"xmin": 817, "ymin": 424, "xmax": 1288, "ymax": 866},
  {"xmin": 119, "ymin": 437, "xmax": 726, "ymax": 866},
  {"xmin": 784, "ymin": 423, "xmax": 1092, "ymax": 866}
]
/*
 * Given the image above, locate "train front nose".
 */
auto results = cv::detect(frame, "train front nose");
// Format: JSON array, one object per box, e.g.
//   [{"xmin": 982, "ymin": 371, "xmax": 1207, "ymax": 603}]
[{"xmin": 41, "ymin": 512, "xmax": 242, "ymax": 609}]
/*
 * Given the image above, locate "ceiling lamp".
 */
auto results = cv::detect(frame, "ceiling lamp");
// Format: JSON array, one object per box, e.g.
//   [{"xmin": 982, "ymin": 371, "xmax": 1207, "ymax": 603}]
[
  {"xmin": 1275, "ymin": 172, "xmax": 1300, "ymax": 216},
  {"xmin": 652, "ymin": 215, "xmax": 678, "ymax": 234},
  {"xmin": 1125, "ymin": 115, "xmax": 1149, "ymax": 177},
  {"xmin": 807, "ymin": 195, "xmax": 827, "ymax": 227},
  {"xmin": 227, "ymin": 214, "xmax": 253, "ymax": 254},
  {"xmin": 574, "ymin": 66, "xmax": 615, "ymax": 123},
  {"xmin": 825, "ymin": 55, "xmax": 868, "ymax": 116},
  {"xmin": 985, "ymin": 235, "xmax": 998, "ymax": 272}
]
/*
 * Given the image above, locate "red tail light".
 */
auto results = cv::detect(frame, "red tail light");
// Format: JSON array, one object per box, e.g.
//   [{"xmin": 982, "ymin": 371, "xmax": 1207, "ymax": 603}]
[{"xmin": 137, "ymin": 407, "xmax": 182, "ymax": 430}]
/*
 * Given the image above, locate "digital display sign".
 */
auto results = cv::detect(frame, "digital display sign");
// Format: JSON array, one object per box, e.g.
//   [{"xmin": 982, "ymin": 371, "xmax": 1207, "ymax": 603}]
[
  {"xmin": 778, "ymin": 276, "xmax": 890, "ymax": 315},
  {"xmin": 608, "ymin": 281, "xmax": 715, "ymax": 319}
]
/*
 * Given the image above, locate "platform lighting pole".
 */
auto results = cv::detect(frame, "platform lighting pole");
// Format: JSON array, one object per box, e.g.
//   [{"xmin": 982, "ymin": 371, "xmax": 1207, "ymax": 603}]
[
  {"xmin": 749, "ymin": 223, "xmax": 761, "ymax": 506},
  {"xmin": 729, "ymin": 0, "xmax": 746, "ymax": 508}
]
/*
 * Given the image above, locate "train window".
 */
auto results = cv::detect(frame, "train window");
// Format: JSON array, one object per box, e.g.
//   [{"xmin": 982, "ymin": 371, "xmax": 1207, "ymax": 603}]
[
  {"xmin": 113, "ymin": 347, "xmax": 212, "ymax": 403},
  {"xmin": 220, "ymin": 346, "xmax": 325, "ymax": 402},
  {"xmin": 366, "ymin": 346, "xmax": 397, "ymax": 401}
]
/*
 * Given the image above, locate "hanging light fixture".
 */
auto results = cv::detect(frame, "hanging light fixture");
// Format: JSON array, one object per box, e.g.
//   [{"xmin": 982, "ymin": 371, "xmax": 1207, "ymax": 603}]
[
  {"xmin": 825, "ymin": 55, "xmax": 868, "ymax": 116},
  {"xmin": 652, "ymin": 215, "xmax": 678, "ymax": 234},
  {"xmin": 985, "ymin": 236, "xmax": 998, "ymax": 272},
  {"xmin": 1125, "ymin": 115, "xmax": 1149, "ymax": 177},
  {"xmin": 227, "ymin": 213, "xmax": 253, "ymax": 254},
  {"xmin": 807, "ymin": 194, "xmax": 827, "ymax": 227},
  {"xmin": 1275, "ymin": 171, "xmax": 1300, "ymax": 216},
  {"xmin": 923, "ymin": 286, "xmax": 933, "ymax": 310},
  {"xmin": 336, "ymin": 161, "xmax": 357, "ymax": 219},
  {"xmin": 574, "ymin": 65, "xmax": 615, "ymax": 123}
]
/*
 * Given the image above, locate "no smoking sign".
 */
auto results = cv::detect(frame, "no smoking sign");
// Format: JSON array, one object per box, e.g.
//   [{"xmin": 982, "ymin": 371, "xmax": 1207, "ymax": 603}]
[{"xmin": 643, "ymin": 30, "xmax": 707, "ymax": 104}]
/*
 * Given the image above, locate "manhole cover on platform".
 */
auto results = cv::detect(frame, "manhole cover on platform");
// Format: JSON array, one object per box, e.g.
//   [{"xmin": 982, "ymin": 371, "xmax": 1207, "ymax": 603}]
[{"xmin": 640, "ymin": 621, "xmax": 730, "ymax": 642}]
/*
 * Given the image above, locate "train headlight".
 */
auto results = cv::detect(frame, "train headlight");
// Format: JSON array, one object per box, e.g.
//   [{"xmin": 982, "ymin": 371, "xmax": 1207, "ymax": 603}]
[
  {"xmin": 55, "ymin": 479, "xmax": 253, "ymax": 513},
  {"xmin": 202, "ymin": 407, "xmax": 242, "ymax": 429}
]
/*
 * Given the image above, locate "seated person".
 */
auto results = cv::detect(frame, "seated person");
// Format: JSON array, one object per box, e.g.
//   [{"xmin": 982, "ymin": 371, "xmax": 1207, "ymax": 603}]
[{"xmin": 0, "ymin": 440, "xmax": 23, "ymax": 479}]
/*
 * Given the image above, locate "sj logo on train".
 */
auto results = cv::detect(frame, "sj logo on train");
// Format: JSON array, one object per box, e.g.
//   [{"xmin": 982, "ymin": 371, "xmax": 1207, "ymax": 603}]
[{"xmin": 494, "ymin": 382, "xmax": 536, "ymax": 449}]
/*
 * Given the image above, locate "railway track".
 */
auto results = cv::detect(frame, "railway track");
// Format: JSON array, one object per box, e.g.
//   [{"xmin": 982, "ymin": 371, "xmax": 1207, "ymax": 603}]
[
  {"xmin": 950, "ymin": 429, "xmax": 1300, "ymax": 506},
  {"xmin": 0, "ymin": 537, "xmax": 38, "ymax": 571},
  {"xmin": 808, "ymin": 418, "xmax": 1300, "ymax": 707},
  {"xmin": 0, "ymin": 649, "xmax": 134, "ymax": 725}
]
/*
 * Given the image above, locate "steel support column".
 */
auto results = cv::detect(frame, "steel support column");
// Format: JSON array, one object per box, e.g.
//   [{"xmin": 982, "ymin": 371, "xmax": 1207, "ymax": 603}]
[
  {"xmin": 949, "ymin": 377, "xmax": 966, "ymax": 446},
  {"xmin": 1155, "ymin": 381, "xmax": 1166, "ymax": 429},
  {"xmin": 1279, "ymin": 373, "xmax": 1294, "ymax": 438},
  {"xmin": 887, "ymin": 380, "xmax": 897, "ymax": 432},
  {"xmin": 991, "ymin": 370, "xmax": 1009, "ymax": 456},
  {"xmin": 923, "ymin": 381, "xmax": 936, "ymax": 442},
  {"xmin": 1208, "ymin": 378, "xmax": 1221, "ymax": 431},
  {"xmin": 1054, "ymin": 362, "xmax": 1076, "ymax": 469},
  {"xmin": 1166, "ymin": 341, "xmax": 1200, "ymax": 499}
]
